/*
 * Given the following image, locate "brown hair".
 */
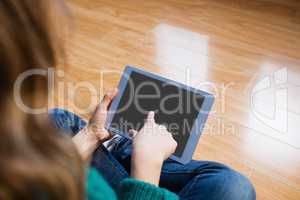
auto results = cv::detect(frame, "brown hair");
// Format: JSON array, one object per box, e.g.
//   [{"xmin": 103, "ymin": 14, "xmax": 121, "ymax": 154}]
[{"xmin": 0, "ymin": 0, "xmax": 84, "ymax": 199}]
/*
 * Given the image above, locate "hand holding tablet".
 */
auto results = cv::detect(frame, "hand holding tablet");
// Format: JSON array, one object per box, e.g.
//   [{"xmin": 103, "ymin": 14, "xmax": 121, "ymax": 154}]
[{"xmin": 105, "ymin": 66, "xmax": 214, "ymax": 164}]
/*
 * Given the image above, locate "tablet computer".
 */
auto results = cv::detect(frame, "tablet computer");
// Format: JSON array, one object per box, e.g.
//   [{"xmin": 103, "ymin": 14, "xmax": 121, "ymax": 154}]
[{"xmin": 105, "ymin": 66, "xmax": 214, "ymax": 164}]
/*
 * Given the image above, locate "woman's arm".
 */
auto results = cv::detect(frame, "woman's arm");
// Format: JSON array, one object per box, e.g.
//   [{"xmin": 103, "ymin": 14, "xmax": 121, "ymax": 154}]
[
  {"xmin": 118, "ymin": 111, "xmax": 178, "ymax": 199},
  {"xmin": 72, "ymin": 126, "xmax": 100, "ymax": 161},
  {"xmin": 72, "ymin": 89, "xmax": 118, "ymax": 161}
]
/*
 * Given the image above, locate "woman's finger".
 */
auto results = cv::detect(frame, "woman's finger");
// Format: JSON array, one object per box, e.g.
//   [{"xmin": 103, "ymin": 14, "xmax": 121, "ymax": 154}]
[
  {"xmin": 128, "ymin": 129, "xmax": 138, "ymax": 138},
  {"xmin": 146, "ymin": 111, "xmax": 155, "ymax": 124}
]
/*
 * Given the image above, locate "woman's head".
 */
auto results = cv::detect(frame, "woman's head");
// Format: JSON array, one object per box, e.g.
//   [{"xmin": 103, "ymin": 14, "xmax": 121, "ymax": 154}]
[{"xmin": 0, "ymin": 0, "xmax": 84, "ymax": 199}]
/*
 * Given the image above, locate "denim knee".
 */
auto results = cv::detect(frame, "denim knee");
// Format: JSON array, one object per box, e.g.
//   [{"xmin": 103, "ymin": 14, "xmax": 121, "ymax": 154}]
[
  {"xmin": 48, "ymin": 108, "xmax": 87, "ymax": 135},
  {"xmin": 215, "ymin": 168, "xmax": 256, "ymax": 200}
]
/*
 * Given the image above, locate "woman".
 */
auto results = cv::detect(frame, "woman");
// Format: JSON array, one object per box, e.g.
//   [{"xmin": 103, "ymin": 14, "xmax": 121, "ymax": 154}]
[{"xmin": 0, "ymin": 0, "xmax": 256, "ymax": 199}]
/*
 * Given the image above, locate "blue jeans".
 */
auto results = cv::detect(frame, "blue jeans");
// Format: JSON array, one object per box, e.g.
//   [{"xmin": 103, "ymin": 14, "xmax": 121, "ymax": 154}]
[{"xmin": 49, "ymin": 108, "xmax": 256, "ymax": 200}]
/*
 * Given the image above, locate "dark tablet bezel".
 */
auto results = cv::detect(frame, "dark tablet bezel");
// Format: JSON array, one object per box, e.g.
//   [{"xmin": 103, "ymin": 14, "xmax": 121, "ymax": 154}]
[{"xmin": 105, "ymin": 66, "xmax": 214, "ymax": 164}]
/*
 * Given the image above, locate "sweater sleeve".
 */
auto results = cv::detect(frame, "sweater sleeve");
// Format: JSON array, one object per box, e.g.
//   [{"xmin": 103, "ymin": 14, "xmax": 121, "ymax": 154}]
[
  {"xmin": 86, "ymin": 168, "xmax": 117, "ymax": 200},
  {"xmin": 118, "ymin": 178, "xmax": 179, "ymax": 200}
]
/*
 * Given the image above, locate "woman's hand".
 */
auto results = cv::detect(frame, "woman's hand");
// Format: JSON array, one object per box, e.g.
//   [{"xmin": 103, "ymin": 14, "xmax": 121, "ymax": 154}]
[
  {"xmin": 130, "ymin": 111, "xmax": 177, "ymax": 186},
  {"xmin": 88, "ymin": 88, "xmax": 118, "ymax": 142},
  {"xmin": 72, "ymin": 89, "xmax": 118, "ymax": 161}
]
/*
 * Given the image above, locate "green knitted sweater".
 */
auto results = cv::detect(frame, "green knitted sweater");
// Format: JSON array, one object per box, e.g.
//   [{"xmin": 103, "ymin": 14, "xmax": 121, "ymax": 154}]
[{"xmin": 87, "ymin": 167, "xmax": 178, "ymax": 200}]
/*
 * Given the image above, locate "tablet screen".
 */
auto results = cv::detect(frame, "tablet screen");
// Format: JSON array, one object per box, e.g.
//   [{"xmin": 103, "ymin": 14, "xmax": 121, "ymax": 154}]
[{"xmin": 110, "ymin": 71, "xmax": 204, "ymax": 157}]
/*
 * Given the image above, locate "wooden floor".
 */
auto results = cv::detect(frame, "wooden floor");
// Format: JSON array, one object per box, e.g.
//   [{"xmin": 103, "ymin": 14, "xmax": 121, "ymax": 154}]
[{"xmin": 53, "ymin": 0, "xmax": 300, "ymax": 199}]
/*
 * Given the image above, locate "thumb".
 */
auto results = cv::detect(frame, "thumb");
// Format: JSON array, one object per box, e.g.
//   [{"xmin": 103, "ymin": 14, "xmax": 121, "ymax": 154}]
[{"xmin": 99, "ymin": 88, "xmax": 118, "ymax": 111}]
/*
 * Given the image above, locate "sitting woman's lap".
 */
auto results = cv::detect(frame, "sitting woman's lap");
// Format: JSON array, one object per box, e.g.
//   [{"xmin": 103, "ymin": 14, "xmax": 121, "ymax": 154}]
[
  {"xmin": 160, "ymin": 160, "xmax": 255, "ymax": 199},
  {"xmin": 49, "ymin": 108, "xmax": 256, "ymax": 200}
]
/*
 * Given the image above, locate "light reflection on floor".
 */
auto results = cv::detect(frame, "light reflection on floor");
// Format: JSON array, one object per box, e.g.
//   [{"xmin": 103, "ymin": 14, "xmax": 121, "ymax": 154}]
[{"xmin": 154, "ymin": 23, "xmax": 210, "ymax": 87}]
